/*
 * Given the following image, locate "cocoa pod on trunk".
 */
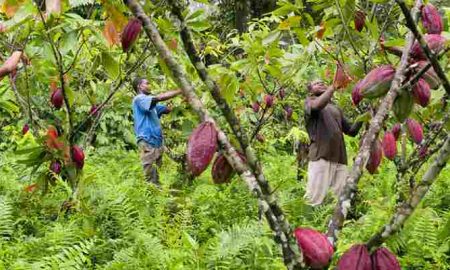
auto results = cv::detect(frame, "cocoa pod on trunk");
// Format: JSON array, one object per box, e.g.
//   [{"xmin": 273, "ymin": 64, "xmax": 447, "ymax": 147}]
[
  {"xmin": 211, "ymin": 152, "xmax": 246, "ymax": 184},
  {"xmin": 410, "ymin": 34, "xmax": 446, "ymax": 60},
  {"xmin": 71, "ymin": 145, "xmax": 85, "ymax": 169},
  {"xmin": 50, "ymin": 88, "xmax": 64, "ymax": 109},
  {"xmin": 354, "ymin": 10, "xmax": 365, "ymax": 32},
  {"xmin": 382, "ymin": 132, "xmax": 397, "ymax": 160},
  {"xmin": 406, "ymin": 118, "xmax": 423, "ymax": 144},
  {"xmin": 252, "ymin": 101, "xmax": 260, "ymax": 113},
  {"xmin": 336, "ymin": 244, "xmax": 372, "ymax": 270},
  {"xmin": 366, "ymin": 139, "xmax": 383, "ymax": 174},
  {"xmin": 393, "ymin": 90, "xmax": 413, "ymax": 123},
  {"xmin": 421, "ymin": 4, "xmax": 443, "ymax": 34},
  {"xmin": 121, "ymin": 18, "xmax": 142, "ymax": 52},
  {"xmin": 22, "ymin": 124, "xmax": 29, "ymax": 135},
  {"xmin": 264, "ymin": 94, "xmax": 274, "ymax": 108},
  {"xmin": 284, "ymin": 106, "xmax": 293, "ymax": 120},
  {"xmin": 352, "ymin": 80, "xmax": 364, "ymax": 105},
  {"xmin": 412, "ymin": 78, "xmax": 431, "ymax": 107},
  {"xmin": 371, "ymin": 247, "xmax": 401, "ymax": 270},
  {"xmin": 50, "ymin": 160, "xmax": 62, "ymax": 174},
  {"xmin": 186, "ymin": 122, "xmax": 218, "ymax": 176},
  {"xmin": 391, "ymin": 123, "xmax": 401, "ymax": 141},
  {"xmin": 359, "ymin": 65, "xmax": 395, "ymax": 99},
  {"xmin": 278, "ymin": 88, "xmax": 286, "ymax": 99},
  {"xmin": 294, "ymin": 228, "xmax": 334, "ymax": 269},
  {"xmin": 412, "ymin": 61, "xmax": 440, "ymax": 89}
]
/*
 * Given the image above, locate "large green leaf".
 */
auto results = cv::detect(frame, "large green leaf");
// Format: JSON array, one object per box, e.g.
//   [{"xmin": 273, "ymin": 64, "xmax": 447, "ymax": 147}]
[{"xmin": 101, "ymin": 52, "xmax": 119, "ymax": 79}]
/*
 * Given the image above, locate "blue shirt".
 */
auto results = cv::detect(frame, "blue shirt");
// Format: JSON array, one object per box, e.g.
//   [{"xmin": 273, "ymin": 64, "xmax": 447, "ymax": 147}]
[{"xmin": 132, "ymin": 94, "xmax": 167, "ymax": 147}]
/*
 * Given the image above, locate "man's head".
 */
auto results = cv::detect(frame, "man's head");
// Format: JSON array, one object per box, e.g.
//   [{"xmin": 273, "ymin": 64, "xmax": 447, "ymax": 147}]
[
  {"xmin": 132, "ymin": 77, "xmax": 150, "ymax": 95},
  {"xmin": 307, "ymin": 80, "xmax": 327, "ymax": 96}
]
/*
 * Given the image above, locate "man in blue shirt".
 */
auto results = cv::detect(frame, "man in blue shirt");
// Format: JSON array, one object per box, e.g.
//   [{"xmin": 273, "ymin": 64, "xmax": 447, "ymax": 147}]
[{"xmin": 132, "ymin": 77, "xmax": 181, "ymax": 186}]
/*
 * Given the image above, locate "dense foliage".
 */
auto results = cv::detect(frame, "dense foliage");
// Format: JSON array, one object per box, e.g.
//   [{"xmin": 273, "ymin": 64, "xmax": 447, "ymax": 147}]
[{"xmin": 0, "ymin": 0, "xmax": 449, "ymax": 269}]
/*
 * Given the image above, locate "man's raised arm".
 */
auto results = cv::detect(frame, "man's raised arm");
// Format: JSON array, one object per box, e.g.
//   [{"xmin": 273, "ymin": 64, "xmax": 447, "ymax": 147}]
[
  {"xmin": 307, "ymin": 86, "xmax": 336, "ymax": 112},
  {"xmin": 153, "ymin": 89, "xmax": 182, "ymax": 102}
]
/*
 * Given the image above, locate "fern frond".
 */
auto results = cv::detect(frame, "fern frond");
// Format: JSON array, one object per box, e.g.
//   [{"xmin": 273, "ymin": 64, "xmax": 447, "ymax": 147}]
[
  {"xmin": 68, "ymin": 0, "xmax": 95, "ymax": 8},
  {"xmin": 0, "ymin": 196, "xmax": 13, "ymax": 240}
]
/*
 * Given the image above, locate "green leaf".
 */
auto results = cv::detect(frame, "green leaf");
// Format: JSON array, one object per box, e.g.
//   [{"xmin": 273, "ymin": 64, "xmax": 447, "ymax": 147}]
[
  {"xmin": 101, "ymin": 52, "xmax": 119, "ymax": 79},
  {"xmin": 59, "ymin": 31, "xmax": 78, "ymax": 56},
  {"xmin": 262, "ymin": 31, "xmax": 281, "ymax": 46},
  {"xmin": 187, "ymin": 20, "xmax": 210, "ymax": 32}
]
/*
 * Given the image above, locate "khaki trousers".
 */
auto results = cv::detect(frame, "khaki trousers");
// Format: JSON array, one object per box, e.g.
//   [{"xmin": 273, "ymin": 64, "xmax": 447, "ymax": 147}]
[
  {"xmin": 305, "ymin": 159, "xmax": 348, "ymax": 206},
  {"xmin": 138, "ymin": 141, "xmax": 164, "ymax": 185}
]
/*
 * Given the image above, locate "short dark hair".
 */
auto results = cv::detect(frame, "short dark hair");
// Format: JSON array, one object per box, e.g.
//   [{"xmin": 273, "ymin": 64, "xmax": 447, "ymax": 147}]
[{"xmin": 132, "ymin": 77, "xmax": 145, "ymax": 93}]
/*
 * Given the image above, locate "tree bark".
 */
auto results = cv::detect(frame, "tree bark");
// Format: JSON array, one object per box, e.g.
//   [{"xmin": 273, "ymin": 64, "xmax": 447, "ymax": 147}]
[
  {"xmin": 124, "ymin": 0, "xmax": 304, "ymax": 268},
  {"xmin": 235, "ymin": 0, "xmax": 250, "ymax": 33},
  {"xmin": 326, "ymin": 0, "xmax": 423, "ymax": 246}
]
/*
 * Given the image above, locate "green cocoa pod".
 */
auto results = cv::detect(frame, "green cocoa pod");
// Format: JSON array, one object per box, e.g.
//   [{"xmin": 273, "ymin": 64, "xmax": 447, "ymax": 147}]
[
  {"xmin": 359, "ymin": 65, "xmax": 396, "ymax": 99},
  {"xmin": 393, "ymin": 90, "xmax": 414, "ymax": 122}
]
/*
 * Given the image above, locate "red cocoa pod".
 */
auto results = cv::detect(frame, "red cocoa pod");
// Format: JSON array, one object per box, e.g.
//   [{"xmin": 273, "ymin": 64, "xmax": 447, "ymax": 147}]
[
  {"xmin": 90, "ymin": 104, "xmax": 100, "ymax": 117},
  {"xmin": 211, "ymin": 152, "xmax": 246, "ymax": 184},
  {"xmin": 406, "ymin": 118, "xmax": 423, "ymax": 144},
  {"xmin": 366, "ymin": 139, "xmax": 383, "ymax": 174},
  {"xmin": 419, "ymin": 145, "xmax": 428, "ymax": 159},
  {"xmin": 410, "ymin": 34, "xmax": 446, "ymax": 60},
  {"xmin": 382, "ymin": 132, "xmax": 397, "ymax": 160},
  {"xmin": 252, "ymin": 101, "xmax": 260, "ymax": 113},
  {"xmin": 412, "ymin": 78, "xmax": 431, "ymax": 107},
  {"xmin": 294, "ymin": 228, "xmax": 334, "ymax": 269},
  {"xmin": 371, "ymin": 247, "xmax": 401, "ymax": 270},
  {"xmin": 71, "ymin": 145, "xmax": 85, "ymax": 169},
  {"xmin": 354, "ymin": 10, "xmax": 365, "ymax": 32},
  {"xmin": 333, "ymin": 62, "xmax": 352, "ymax": 89},
  {"xmin": 22, "ymin": 124, "xmax": 29, "ymax": 135},
  {"xmin": 186, "ymin": 122, "xmax": 218, "ymax": 176},
  {"xmin": 413, "ymin": 61, "xmax": 440, "ymax": 89},
  {"xmin": 352, "ymin": 80, "xmax": 364, "ymax": 105},
  {"xmin": 393, "ymin": 90, "xmax": 413, "ymax": 123},
  {"xmin": 337, "ymin": 244, "xmax": 372, "ymax": 270},
  {"xmin": 49, "ymin": 160, "xmax": 62, "ymax": 174},
  {"xmin": 421, "ymin": 4, "xmax": 443, "ymax": 34},
  {"xmin": 121, "ymin": 18, "xmax": 142, "ymax": 52},
  {"xmin": 50, "ymin": 88, "xmax": 64, "ymax": 109},
  {"xmin": 279, "ymin": 88, "xmax": 286, "ymax": 99},
  {"xmin": 359, "ymin": 65, "xmax": 395, "ymax": 99},
  {"xmin": 285, "ymin": 106, "xmax": 293, "ymax": 120},
  {"xmin": 264, "ymin": 94, "xmax": 274, "ymax": 108},
  {"xmin": 391, "ymin": 123, "xmax": 401, "ymax": 141}
]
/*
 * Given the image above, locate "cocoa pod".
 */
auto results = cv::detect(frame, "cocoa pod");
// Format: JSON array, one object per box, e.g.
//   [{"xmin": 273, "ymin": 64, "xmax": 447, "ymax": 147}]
[
  {"xmin": 285, "ymin": 106, "xmax": 293, "ymax": 120},
  {"xmin": 354, "ymin": 10, "xmax": 365, "ymax": 32},
  {"xmin": 382, "ymin": 132, "xmax": 397, "ymax": 160},
  {"xmin": 371, "ymin": 247, "xmax": 401, "ymax": 270},
  {"xmin": 121, "ymin": 18, "xmax": 142, "ymax": 52},
  {"xmin": 279, "ymin": 88, "xmax": 286, "ymax": 99},
  {"xmin": 50, "ymin": 88, "xmax": 64, "ymax": 109},
  {"xmin": 333, "ymin": 62, "xmax": 352, "ymax": 89},
  {"xmin": 186, "ymin": 122, "xmax": 218, "ymax": 176},
  {"xmin": 393, "ymin": 90, "xmax": 413, "ymax": 123},
  {"xmin": 391, "ymin": 123, "xmax": 401, "ymax": 141},
  {"xmin": 421, "ymin": 4, "xmax": 443, "ymax": 34},
  {"xmin": 22, "ymin": 124, "xmax": 29, "ymax": 135},
  {"xmin": 211, "ymin": 152, "xmax": 246, "ymax": 184},
  {"xmin": 50, "ymin": 160, "xmax": 62, "ymax": 174},
  {"xmin": 410, "ymin": 34, "xmax": 446, "ymax": 60},
  {"xmin": 252, "ymin": 101, "xmax": 260, "ymax": 113},
  {"xmin": 336, "ymin": 244, "xmax": 372, "ymax": 270},
  {"xmin": 412, "ymin": 78, "xmax": 431, "ymax": 107},
  {"xmin": 406, "ymin": 118, "xmax": 423, "ymax": 144},
  {"xmin": 352, "ymin": 80, "xmax": 364, "ymax": 105},
  {"xmin": 419, "ymin": 145, "xmax": 428, "ymax": 159},
  {"xmin": 294, "ymin": 228, "xmax": 334, "ymax": 269},
  {"xmin": 264, "ymin": 94, "xmax": 274, "ymax": 108},
  {"xmin": 366, "ymin": 139, "xmax": 383, "ymax": 174},
  {"xmin": 359, "ymin": 65, "xmax": 395, "ymax": 99},
  {"xmin": 90, "ymin": 104, "xmax": 100, "ymax": 117},
  {"xmin": 46, "ymin": 126, "xmax": 64, "ymax": 150},
  {"xmin": 413, "ymin": 61, "xmax": 440, "ymax": 89},
  {"xmin": 71, "ymin": 145, "xmax": 85, "ymax": 169}
]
